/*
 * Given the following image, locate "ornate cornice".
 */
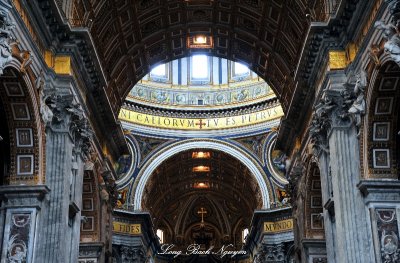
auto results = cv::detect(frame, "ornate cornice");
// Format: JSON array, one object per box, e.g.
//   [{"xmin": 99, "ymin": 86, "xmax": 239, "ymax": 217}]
[{"xmin": 123, "ymin": 98, "xmax": 280, "ymax": 119}]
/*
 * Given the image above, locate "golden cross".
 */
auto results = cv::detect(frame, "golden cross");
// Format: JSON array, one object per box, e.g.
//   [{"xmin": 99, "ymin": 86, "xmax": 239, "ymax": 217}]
[{"xmin": 197, "ymin": 207, "xmax": 207, "ymax": 223}]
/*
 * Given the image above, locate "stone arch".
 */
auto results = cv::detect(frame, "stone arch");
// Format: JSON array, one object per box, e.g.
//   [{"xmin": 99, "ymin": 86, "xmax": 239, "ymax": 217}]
[
  {"xmin": 131, "ymin": 139, "xmax": 271, "ymax": 210},
  {"xmin": 364, "ymin": 61, "xmax": 400, "ymax": 178},
  {"xmin": 0, "ymin": 62, "xmax": 45, "ymax": 184}
]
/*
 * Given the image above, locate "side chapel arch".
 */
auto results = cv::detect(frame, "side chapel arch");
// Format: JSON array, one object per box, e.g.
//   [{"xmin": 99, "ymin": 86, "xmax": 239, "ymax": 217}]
[
  {"xmin": 0, "ymin": 61, "xmax": 45, "ymax": 184},
  {"xmin": 364, "ymin": 61, "xmax": 400, "ymax": 178},
  {"xmin": 131, "ymin": 139, "xmax": 272, "ymax": 210}
]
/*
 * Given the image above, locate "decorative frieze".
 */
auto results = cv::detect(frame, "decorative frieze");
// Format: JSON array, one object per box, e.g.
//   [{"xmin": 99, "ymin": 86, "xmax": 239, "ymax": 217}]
[{"xmin": 1, "ymin": 208, "xmax": 38, "ymax": 263}]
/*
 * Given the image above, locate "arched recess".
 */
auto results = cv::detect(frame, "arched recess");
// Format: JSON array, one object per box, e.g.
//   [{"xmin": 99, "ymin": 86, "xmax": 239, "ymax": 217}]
[
  {"xmin": 131, "ymin": 139, "xmax": 271, "ymax": 210},
  {"xmin": 364, "ymin": 61, "xmax": 400, "ymax": 178},
  {"xmin": 0, "ymin": 63, "xmax": 44, "ymax": 184},
  {"xmin": 303, "ymin": 161, "xmax": 325, "ymax": 239},
  {"xmin": 80, "ymin": 166, "xmax": 101, "ymax": 242}
]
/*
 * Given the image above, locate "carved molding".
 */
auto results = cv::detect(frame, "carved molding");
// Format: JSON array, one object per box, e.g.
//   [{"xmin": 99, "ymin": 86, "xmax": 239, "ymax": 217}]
[
  {"xmin": 255, "ymin": 242, "xmax": 293, "ymax": 263},
  {"xmin": 119, "ymin": 246, "xmax": 146, "ymax": 263}
]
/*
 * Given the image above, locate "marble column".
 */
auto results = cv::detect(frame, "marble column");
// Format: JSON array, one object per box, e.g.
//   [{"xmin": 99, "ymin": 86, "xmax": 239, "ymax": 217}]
[
  {"xmin": 35, "ymin": 92, "xmax": 90, "ymax": 263},
  {"xmin": 313, "ymin": 148, "xmax": 336, "ymax": 262},
  {"xmin": 310, "ymin": 72, "xmax": 374, "ymax": 263}
]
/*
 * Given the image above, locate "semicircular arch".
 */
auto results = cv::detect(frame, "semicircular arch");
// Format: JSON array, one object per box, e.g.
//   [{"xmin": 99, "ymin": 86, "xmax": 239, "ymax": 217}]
[{"xmin": 131, "ymin": 139, "xmax": 272, "ymax": 210}]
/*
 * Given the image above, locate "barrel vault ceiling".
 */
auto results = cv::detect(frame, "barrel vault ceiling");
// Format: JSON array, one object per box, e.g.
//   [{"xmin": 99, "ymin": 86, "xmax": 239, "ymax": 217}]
[{"xmin": 87, "ymin": 0, "xmax": 309, "ymax": 114}]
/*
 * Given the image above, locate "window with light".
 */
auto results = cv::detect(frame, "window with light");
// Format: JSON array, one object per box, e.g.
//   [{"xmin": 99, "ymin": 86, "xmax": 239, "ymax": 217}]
[
  {"xmin": 242, "ymin": 228, "xmax": 249, "ymax": 243},
  {"xmin": 157, "ymin": 229, "xmax": 164, "ymax": 244}
]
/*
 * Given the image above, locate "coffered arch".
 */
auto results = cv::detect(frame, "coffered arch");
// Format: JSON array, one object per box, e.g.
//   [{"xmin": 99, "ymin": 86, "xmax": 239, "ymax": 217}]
[{"xmin": 87, "ymin": 0, "xmax": 310, "ymax": 114}]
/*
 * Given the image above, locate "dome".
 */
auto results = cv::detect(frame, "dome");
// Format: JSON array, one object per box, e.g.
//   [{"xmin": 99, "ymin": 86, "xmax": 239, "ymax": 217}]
[{"xmin": 126, "ymin": 55, "xmax": 277, "ymax": 110}]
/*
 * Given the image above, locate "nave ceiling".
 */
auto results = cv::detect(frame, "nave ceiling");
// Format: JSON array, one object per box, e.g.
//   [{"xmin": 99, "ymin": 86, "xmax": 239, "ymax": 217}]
[{"xmin": 141, "ymin": 149, "xmax": 263, "ymax": 248}]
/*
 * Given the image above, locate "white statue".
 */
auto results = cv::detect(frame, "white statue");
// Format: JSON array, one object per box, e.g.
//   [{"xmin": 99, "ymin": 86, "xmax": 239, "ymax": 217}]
[
  {"xmin": 348, "ymin": 70, "xmax": 367, "ymax": 135},
  {"xmin": 0, "ymin": 10, "xmax": 15, "ymax": 75},
  {"xmin": 375, "ymin": 20, "xmax": 400, "ymax": 66},
  {"xmin": 36, "ymin": 71, "xmax": 54, "ymax": 126}
]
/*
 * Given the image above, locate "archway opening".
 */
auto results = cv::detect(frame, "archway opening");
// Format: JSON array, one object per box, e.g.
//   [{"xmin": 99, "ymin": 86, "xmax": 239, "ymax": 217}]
[
  {"xmin": 141, "ymin": 149, "xmax": 263, "ymax": 252},
  {"xmin": 367, "ymin": 62, "xmax": 400, "ymax": 178}
]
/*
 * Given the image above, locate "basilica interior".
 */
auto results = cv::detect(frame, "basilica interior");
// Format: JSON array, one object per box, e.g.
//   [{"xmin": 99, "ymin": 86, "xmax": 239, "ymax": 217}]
[{"xmin": 0, "ymin": 0, "xmax": 399, "ymax": 262}]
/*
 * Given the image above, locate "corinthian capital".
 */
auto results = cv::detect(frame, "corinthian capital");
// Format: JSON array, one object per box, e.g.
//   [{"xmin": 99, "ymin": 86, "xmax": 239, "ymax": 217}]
[
  {"xmin": 120, "ymin": 246, "xmax": 146, "ymax": 263},
  {"xmin": 309, "ymin": 88, "xmax": 354, "ymax": 154},
  {"xmin": 45, "ymin": 91, "xmax": 93, "ymax": 156}
]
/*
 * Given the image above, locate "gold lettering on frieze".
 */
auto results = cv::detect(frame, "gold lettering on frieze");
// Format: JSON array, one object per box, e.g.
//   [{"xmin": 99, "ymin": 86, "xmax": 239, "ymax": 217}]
[
  {"xmin": 54, "ymin": 56, "xmax": 71, "ymax": 75},
  {"xmin": 118, "ymin": 106, "xmax": 284, "ymax": 130},
  {"xmin": 112, "ymin": 222, "xmax": 141, "ymax": 235},
  {"xmin": 263, "ymin": 219, "xmax": 293, "ymax": 233},
  {"xmin": 329, "ymin": 50, "xmax": 347, "ymax": 70}
]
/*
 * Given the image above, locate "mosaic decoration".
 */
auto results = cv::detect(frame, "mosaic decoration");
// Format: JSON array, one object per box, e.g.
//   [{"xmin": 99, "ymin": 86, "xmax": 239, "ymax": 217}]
[
  {"xmin": 1, "ymin": 209, "xmax": 36, "ymax": 263},
  {"xmin": 11, "ymin": 103, "xmax": 30, "ymax": 120},
  {"xmin": 373, "ymin": 149, "xmax": 391, "ymax": 169},
  {"xmin": 16, "ymin": 128, "xmax": 33, "ymax": 147},
  {"xmin": 375, "ymin": 209, "xmax": 400, "ymax": 262},
  {"xmin": 265, "ymin": 135, "xmax": 288, "ymax": 184},
  {"xmin": 116, "ymin": 189, "xmax": 128, "ymax": 208},
  {"xmin": 4, "ymin": 82, "xmax": 25, "ymax": 97},
  {"xmin": 134, "ymin": 135, "xmax": 167, "ymax": 160},
  {"xmin": 82, "ymin": 217, "xmax": 94, "ymax": 231},
  {"xmin": 366, "ymin": 63, "xmax": 399, "ymax": 178},
  {"xmin": 17, "ymin": 155, "xmax": 34, "ymax": 175},
  {"xmin": 311, "ymin": 214, "xmax": 324, "ymax": 230},
  {"xmin": 115, "ymin": 154, "xmax": 132, "ymax": 180},
  {"xmin": 373, "ymin": 122, "xmax": 390, "ymax": 141},
  {"xmin": 374, "ymin": 97, "xmax": 393, "ymax": 115},
  {"xmin": 234, "ymin": 134, "xmax": 266, "ymax": 160},
  {"xmin": 82, "ymin": 198, "xmax": 94, "ymax": 211},
  {"xmin": 0, "ymin": 67, "xmax": 41, "ymax": 183}
]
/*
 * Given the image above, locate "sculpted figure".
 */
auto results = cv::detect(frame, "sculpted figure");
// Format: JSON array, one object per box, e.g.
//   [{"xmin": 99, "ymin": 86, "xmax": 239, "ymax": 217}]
[
  {"xmin": 348, "ymin": 70, "xmax": 367, "ymax": 135},
  {"xmin": 375, "ymin": 20, "xmax": 400, "ymax": 66},
  {"xmin": 0, "ymin": 10, "xmax": 15, "ymax": 75}
]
